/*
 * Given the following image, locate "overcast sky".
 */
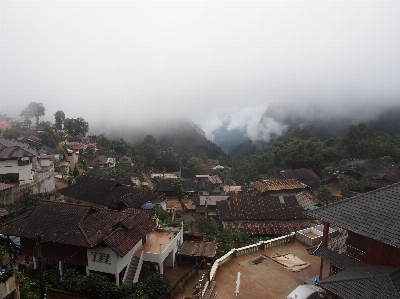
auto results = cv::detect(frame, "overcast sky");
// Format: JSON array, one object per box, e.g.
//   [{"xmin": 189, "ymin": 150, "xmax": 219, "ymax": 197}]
[{"xmin": 1, "ymin": 1, "xmax": 400, "ymax": 141}]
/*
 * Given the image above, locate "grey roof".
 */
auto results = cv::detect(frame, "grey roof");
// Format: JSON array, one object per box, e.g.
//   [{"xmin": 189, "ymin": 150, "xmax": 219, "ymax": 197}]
[
  {"xmin": 307, "ymin": 183, "xmax": 400, "ymax": 249},
  {"xmin": 318, "ymin": 266, "xmax": 400, "ymax": 299},
  {"xmin": 307, "ymin": 244, "xmax": 362, "ymax": 270}
]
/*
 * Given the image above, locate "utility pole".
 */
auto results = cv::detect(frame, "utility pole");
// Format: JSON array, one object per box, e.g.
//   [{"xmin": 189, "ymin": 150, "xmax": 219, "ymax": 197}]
[{"xmin": 36, "ymin": 234, "xmax": 45, "ymax": 299}]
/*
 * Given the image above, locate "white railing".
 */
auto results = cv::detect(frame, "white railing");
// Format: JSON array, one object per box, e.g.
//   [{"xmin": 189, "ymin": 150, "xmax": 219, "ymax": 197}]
[
  {"xmin": 133, "ymin": 252, "xmax": 144, "ymax": 283},
  {"xmin": 209, "ymin": 233, "xmax": 295, "ymax": 281}
]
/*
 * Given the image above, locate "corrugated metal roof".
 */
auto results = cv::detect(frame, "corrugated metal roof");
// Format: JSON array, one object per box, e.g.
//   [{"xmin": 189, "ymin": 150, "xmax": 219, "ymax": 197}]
[
  {"xmin": 229, "ymin": 221, "xmax": 314, "ymax": 236},
  {"xmin": 296, "ymin": 191, "xmax": 320, "ymax": 209},
  {"xmin": 178, "ymin": 241, "xmax": 217, "ymax": 258},
  {"xmin": 262, "ymin": 179, "xmax": 306, "ymax": 191}
]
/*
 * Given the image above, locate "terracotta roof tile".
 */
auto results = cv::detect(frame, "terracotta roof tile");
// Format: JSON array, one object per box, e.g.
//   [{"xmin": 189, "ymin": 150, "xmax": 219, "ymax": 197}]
[{"xmin": 0, "ymin": 201, "xmax": 154, "ymax": 257}]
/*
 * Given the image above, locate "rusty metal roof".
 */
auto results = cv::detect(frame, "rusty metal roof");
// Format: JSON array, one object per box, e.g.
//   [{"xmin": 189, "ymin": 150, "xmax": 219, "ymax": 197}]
[
  {"xmin": 217, "ymin": 196, "xmax": 309, "ymax": 221},
  {"xmin": 261, "ymin": 179, "xmax": 306, "ymax": 191},
  {"xmin": 208, "ymin": 175, "xmax": 222, "ymax": 185},
  {"xmin": 229, "ymin": 221, "xmax": 314, "ymax": 236},
  {"xmin": 178, "ymin": 241, "xmax": 217, "ymax": 258},
  {"xmin": 296, "ymin": 191, "xmax": 320, "ymax": 209}
]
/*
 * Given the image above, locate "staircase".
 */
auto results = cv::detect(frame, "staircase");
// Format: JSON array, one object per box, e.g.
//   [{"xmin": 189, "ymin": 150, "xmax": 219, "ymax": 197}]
[{"xmin": 123, "ymin": 256, "xmax": 141, "ymax": 285}]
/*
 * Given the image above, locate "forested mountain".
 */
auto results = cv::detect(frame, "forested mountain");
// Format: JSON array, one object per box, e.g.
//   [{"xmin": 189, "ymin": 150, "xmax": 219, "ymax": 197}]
[{"xmin": 218, "ymin": 104, "xmax": 400, "ymax": 157}]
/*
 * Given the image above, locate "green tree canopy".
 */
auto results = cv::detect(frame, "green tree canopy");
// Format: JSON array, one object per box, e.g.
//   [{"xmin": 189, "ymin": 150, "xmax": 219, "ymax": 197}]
[
  {"xmin": 172, "ymin": 178, "xmax": 184, "ymax": 202},
  {"xmin": 64, "ymin": 117, "xmax": 89, "ymax": 136},
  {"xmin": 54, "ymin": 110, "xmax": 66, "ymax": 130},
  {"xmin": 20, "ymin": 102, "xmax": 45, "ymax": 129}
]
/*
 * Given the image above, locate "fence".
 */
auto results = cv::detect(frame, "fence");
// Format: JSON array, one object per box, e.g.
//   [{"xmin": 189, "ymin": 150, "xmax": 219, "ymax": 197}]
[
  {"xmin": 209, "ymin": 233, "xmax": 295, "ymax": 281},
  {"xmin": 168, "ymin": 263, "xmax": 200, "ymax": 299}
]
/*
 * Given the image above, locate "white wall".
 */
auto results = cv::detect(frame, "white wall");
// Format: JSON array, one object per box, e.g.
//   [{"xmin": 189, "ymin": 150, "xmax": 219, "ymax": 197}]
[
  {"xmin": 87, "ymin": 240, "xmax": 143, "ymax": 276},
  {"xmin": 116, "ymin": 239, "xmax": 142, "ymax": 274},
  {"xmin": 87, "ymin": 246, "xmax": 118, "ymax": 275},
  {"xmin": 39, "ymin": 159, "xmax": 53, "ymax": 168},
  {"xmin": 0, "ymin": 159, "xmax": 33, "ymax": 183}
]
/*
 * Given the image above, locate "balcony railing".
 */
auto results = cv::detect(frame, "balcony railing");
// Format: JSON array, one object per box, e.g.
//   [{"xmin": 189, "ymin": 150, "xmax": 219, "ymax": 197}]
[{"xmin": 328, "ymin": 234, "xmax": 365, "ymax": 263}]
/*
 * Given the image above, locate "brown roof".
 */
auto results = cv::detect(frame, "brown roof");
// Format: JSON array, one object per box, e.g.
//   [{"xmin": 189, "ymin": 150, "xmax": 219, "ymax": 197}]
[
  {"xmin": 278, "ymin": 168, "xmax": 320, "ymax": 187},
  {"xmin": 0, "ymin": 183, "xmax": 13, "ymax": 191},
  {"xmin": 208, "ymin": 175, "xmax": 222, "ymax": 185},
  {"xmin": 295, "ymin": 191, "xmax": 320, "ymax": 209},
  {"xmin": 58, "ymin": 175, "xmax": 157, "ymax": 209},
  {"xmin": 0, "ymin": 139, "xmax": 35, "ymax": 160},
  {"xmin": 262, "ymin": 179, "xmax": 305, "ymax": 191},
  {"xmin": 119, "ymin": 156, "xmax": 132, "ymax": 164},
  {"xmin": 216, "ymin": 196, "xmax": 309, "ymax": 221},
  {"xmin": 91, "ymin": 156, "xmax": 108, "ymax": 166},
  {"xmin": 229, "ymin": 221, "xmax": 314, "ymax": 236},
  {"xmin": 0, "ymin": 200, "xmax": 154, "ymax": 257},
  {"xmin": 178, "ymin": 241, "xmax": 217, "ymax": 258}
]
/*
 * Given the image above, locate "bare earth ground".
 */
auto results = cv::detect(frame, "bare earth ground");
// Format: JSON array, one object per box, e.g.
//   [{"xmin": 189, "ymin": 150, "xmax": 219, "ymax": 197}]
[{"xmin": 214, "ymin": 241, "xmax": 321, "ymax": 299}]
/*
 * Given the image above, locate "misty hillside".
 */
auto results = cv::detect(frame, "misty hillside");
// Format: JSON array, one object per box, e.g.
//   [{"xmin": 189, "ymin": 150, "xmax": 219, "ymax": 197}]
[
  {"xmin": 99, "ymin": 119, "xmax": 226, "ymax": 159},
  {"xmin": 214, "ymin": 104, "xmax": 400, "ymax": 157}
]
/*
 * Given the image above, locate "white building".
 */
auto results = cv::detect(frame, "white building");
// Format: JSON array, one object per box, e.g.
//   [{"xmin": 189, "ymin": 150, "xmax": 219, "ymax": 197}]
[{"xmin": 0, "ymin": 138, "xmax": 36, "ymax": 184}]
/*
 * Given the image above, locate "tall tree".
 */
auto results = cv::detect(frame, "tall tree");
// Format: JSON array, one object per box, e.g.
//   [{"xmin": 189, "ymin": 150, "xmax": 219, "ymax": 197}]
[
  {"xmin": 64, "ymin": 117, "xmax": 89, "ymax": 136},
  {"xmin": 54, "ymin": 110, "xmax": 66, "ymax": 130},
  {"xmin": 20, "ymin": 102, "xmax": 45, "ymax": 129},
  {"xmin": 172, "ymin": 178, "xmax": 184, "ymax": 202}
]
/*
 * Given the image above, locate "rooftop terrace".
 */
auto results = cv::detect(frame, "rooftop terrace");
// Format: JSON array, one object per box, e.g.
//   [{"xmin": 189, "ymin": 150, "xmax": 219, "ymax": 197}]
[{"xmin": 214, "ymin": 240, "xmax": 321, "ymax": 299}]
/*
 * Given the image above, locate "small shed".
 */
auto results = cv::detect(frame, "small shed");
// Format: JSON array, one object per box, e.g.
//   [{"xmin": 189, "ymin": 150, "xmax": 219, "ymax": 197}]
[{"xmin": 177, "ymin": 241, "xmax": 217, "ymax": 264}]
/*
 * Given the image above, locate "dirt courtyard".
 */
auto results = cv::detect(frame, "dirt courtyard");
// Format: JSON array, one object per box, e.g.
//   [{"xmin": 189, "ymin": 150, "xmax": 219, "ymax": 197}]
[{"xmin": 214, "ymin": 241, "xmax": 321, "ymax": 299}]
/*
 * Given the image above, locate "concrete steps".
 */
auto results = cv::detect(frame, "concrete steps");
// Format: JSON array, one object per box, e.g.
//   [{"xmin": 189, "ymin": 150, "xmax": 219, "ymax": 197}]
[{"xmin": 123, "ymin": 256, "xmax": 140, "ymax": 285}]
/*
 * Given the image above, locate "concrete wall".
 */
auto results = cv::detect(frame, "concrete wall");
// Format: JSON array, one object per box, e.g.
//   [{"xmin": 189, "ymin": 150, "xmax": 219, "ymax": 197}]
[
  {"xmin": 32, "ymin": 171, "xmax": 56, "ymax": 194},
  {"xmin": 0, "ymin": 159, "xmax": 33, "ymax": 183},
  {"xmin": 87, "ymin": 239, "xmax": 142, "ymax": 276},
  {"xmin": 87, "ymin": 246, "xmax": 118, "ymax": 275}
]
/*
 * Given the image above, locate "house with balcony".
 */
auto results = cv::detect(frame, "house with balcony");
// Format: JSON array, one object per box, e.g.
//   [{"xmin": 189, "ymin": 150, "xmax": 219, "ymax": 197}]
[
  {"xmin": 306, "ymin": 183, "xmax": 400, "ymax": 299},
  {"xmin": 0, "ymin": 138, "xmax": 36, "ymax": 185},
  {"xmin": 0, "ymin": 200, "xmax": 183, "ymax": 287}
]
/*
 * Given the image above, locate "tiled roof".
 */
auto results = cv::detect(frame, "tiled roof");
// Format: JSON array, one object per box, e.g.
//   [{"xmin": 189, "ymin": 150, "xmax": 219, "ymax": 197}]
[
  {"xmin": 306, "ymin": 183, "xmax": 400, "ymax": 249},
  {"xmin": 0, "ymin": 138, "xmax": 36, "ymax": 160},
  {"xmin": 58, "ymin": 175, "xmax": 156, "ymax": 209},
  {"xmin": 307, "ymin": 244, "xmax": 362, "ymax": 270},
  {"xmin": 0, "ymin": 200, "xmax": 154, "ymax": 257},
  {"xmin": 178, "ymin": 241, "xmax": 217, "ymax": 258},
  {"xmin": 0, "ymin": 183, "xmax": 13, "ymax": 191},
  {"xmin": 0, "ymin": 139, "xmax": 36, "ymax": 156},
  {"xmin": 262, "ymin": 179, "xmax": 306, "ymax": 191},
  {"xmin": 318, "ymin": 266, "xmax": 400, "ymax": 299},
  {"xmin": 91, "ymin": 156, "xmax": 108, "ymax": 166},
  {"xmin": 278, "ymin": 168, "xmax": 320, "ymax": 187},
  {"xmin": 119, "ymin": 156, "xmax": 132, "ymax": 164},
  {"xmin": 229, "ymin": 221, "xmax": 314, "ymax": 236},
  {"xmin": 217, "ymin": 196, "xmax": 309, "ymax": 221},
  {"xmin": 296, "ymin": 191, "xmax": 320, "ymax": 209}
]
